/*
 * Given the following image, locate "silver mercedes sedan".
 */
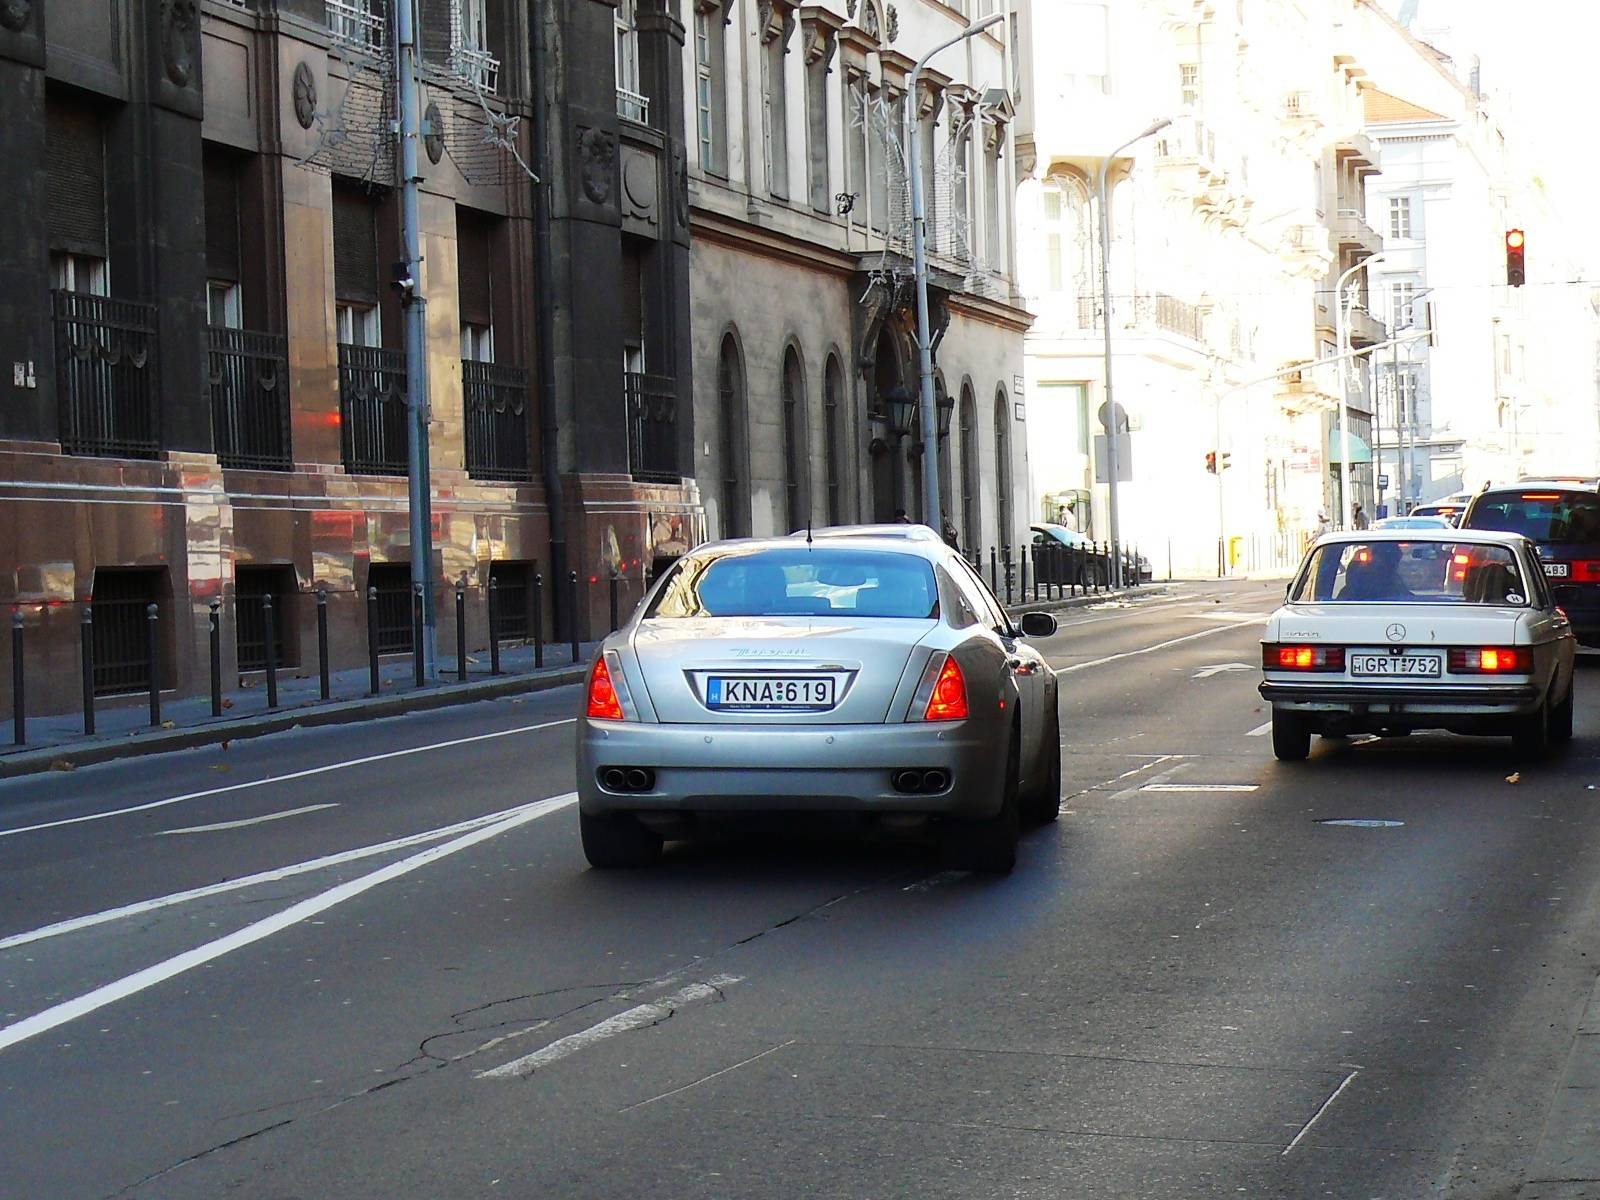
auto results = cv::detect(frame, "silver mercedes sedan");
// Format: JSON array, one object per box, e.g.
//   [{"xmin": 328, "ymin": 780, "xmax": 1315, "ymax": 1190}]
[{"xmin": 576, "ymin": 526, "xmax": 1062, "ymax": 872}]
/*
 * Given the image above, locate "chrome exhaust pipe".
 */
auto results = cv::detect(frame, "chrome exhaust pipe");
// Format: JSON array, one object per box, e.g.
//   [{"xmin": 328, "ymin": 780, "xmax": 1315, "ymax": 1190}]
[
  {"xmin": 922, "ymin": 769, "xmax": 949, "ymax": 792},
  {"xmin": 892, "ymin": 770, "xmax": 924, "ymax": 793},
  {"xmin": 624, "ymin": 767, "xmax": 652, "ymax": 792},
  {"xmin": 600, "ymin": 767, "xmax": 628, "ymax": 791}
]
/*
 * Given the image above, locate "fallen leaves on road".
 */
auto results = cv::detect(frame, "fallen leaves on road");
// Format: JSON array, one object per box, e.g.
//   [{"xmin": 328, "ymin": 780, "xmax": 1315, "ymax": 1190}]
[
  {"xmin": 221, "ymin": 699, "xmax": 234, "ymax": 710},
  {"xmin": 49, "ymin": 760, "xmax": 76, "ymax": 772},
  {"xmin": 160, "ymin": 720, "xmax": 175, "ymax": 729},
  {"xmin": 1506, "ymin": 772, "xmax": 1522, "ymax": 785},
  {"xmin": 219, "ymin": 740, "xmax": 231, "ymax": 751}
]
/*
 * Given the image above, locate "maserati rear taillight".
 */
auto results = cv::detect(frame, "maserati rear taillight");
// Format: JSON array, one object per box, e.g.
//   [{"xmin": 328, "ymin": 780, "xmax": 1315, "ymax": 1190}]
[
  {"xmin": 586, "ymin": 656, "xmax": 626, "ymax": 720},
  {"xmin": 923, "ymin": 656, "xmax": 969, "ymax": 721}
]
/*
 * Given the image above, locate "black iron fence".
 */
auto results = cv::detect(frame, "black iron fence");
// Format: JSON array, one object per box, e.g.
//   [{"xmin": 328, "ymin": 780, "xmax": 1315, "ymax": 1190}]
[
  {"xmin": 338, "ymin": 344, "xmax": 408, "ymax": 475},
  {"xmin": 210, "ymin": 327, "xmax": 291, "ymax": 470},
  {"xmin": 626, "ymin": 371, "xmax": 679, "ymax": 481},
  {"xmin": 463, "ymin": 360, "xmax": 532, "ymax": 482},
  {"xmin": 959, "ymin": 539, "xmax": 1151, "ymax": 607},
  {"xmin": 53, "ymin": 290, "xmax": 160, "ymax": 458}
]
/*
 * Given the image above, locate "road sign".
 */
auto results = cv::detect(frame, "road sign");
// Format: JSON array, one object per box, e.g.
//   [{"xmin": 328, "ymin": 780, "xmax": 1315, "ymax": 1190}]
[
  {"xmin": 1093, "ymin": 433, "xmax": 1132, "ymax": 483},
  {"xmin": 1378, "ymin": 473, "xmax": 1390, "ymax": 488}
]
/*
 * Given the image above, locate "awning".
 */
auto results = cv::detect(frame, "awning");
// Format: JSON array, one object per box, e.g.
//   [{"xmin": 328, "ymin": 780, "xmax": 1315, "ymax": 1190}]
[{"xmin": 1327, "ymin": 429, "xmax": 1373, "ymax": 464}]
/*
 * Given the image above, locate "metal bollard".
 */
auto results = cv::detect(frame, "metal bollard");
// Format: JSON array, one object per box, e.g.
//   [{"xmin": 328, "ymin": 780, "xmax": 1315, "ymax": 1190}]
[
  {"xmin": 568, "ymin": 570, "xmax": 580, "ymax": 664},
  {"xmin": 1003, "ymin": 545, "xmax": 1014, "ymax": 606},
  {"xmin": 12, "ymin": 609, "xmax": 24, "ymax": 746},
  {"xmin": 411, "ymin": 582, "xmax": 425, "ymax": 688},
  {"xmin": 81, "ymin": 607, "xmax": 95, "ymax": 735},
  {"xmin": 367, "ymin": 585, "xmax": 381, "ymax": 696},
  {"xmin": 146, "ymin": 603, "xmax": 161, "ymax": 727},
  {"xmin": 209, "ymin": 600, "xmax": 222, "ymax": 716},
  {"xmin": 316, "ymin": 589, "xmax": 330, "ymax": 700},
  {"xmin": 455, "ymin": 581, "xmax": 467, "ymax": 683},
  {"xmin": 262, "ymin": 593, "xmax": 278, "ymax": 710},
  {"xmin": 487, "ymin": 578, "xmax": 502, "ymax": 676},
  {"xmin": 531, "ymin": 573, "xmax": 544, "ymax": 670},
  {"xmin": 609, "ymin": 574, "xmax": 619, "ymax": 633},
  {"xmin": 989, "ymin": 546, "xmax": 998, "ymax": 594},
  {"xmin": 1020, "ymin": 546, "xmax": 1029, "ymax": 604}
]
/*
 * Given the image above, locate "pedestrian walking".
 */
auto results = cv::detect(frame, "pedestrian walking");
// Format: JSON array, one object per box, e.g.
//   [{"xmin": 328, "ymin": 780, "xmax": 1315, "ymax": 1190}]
[
  {"xmin": 1314, "ymin": 509, "xmax": 1331, "ymax": 540},
  {"xmin": 1353, "ymin": 503, "xmax": 1369, "ymax": 530},
  {"xmin": 940, "ymin": 514, "xmax": 960, "ymax": 550}
]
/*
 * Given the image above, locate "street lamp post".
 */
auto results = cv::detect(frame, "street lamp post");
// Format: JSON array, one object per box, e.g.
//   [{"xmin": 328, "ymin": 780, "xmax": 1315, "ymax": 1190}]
[
  {"xmin": 1096, "ymin": 119, "xmax": 1171, "ymax": 586},
  {"xmin": 908, "ymin": 12, "xmax": 1004, "ymax": 531},
  {"xmin": 1334, "ymin": 253, "xmax": 1385, "ymax": 529}
]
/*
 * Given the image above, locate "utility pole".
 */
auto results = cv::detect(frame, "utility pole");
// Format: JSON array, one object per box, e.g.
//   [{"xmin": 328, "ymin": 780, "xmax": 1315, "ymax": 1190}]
[{"xmin": 395, "ymin": 0, "xmax": 436, "ymax": 676}]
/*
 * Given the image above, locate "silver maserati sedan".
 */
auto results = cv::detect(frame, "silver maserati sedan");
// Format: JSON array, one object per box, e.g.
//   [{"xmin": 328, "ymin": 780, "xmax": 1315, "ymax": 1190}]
[{"xmin": 577, "ymin": 526, "xmax": 1062, "ymax": 872}]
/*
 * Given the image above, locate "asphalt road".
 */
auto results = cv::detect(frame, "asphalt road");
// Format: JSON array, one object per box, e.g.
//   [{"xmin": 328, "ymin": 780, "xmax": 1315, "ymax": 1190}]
[{"xmin": 4, "ymin": 579, "xmax": 1600, "ymax": 1198}]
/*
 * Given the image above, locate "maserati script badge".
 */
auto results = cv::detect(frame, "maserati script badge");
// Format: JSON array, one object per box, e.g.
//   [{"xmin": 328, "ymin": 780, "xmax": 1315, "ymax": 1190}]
[{"xmin": 1386, "ymin": 623, "xmax": 1407, "ymax": 643}]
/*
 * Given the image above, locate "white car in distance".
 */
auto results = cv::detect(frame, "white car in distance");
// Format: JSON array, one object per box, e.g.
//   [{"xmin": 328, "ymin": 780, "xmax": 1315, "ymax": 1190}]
[{"xmin": 1260, "ymin": 530, "xmax": 1576, "ymax": 760}]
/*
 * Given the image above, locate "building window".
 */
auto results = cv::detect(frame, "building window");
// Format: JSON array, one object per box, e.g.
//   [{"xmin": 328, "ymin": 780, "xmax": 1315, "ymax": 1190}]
[
  {"xmin": 717, "ymin": 333, "xmax": 749, "ymax": 538},
  {"xmin": 983, "ymin": 123, "xmax": 1003, "ymax": 266},
  {"xmin": 694, "ymin": 3, "xmax": 727, "ymax": 175},
  {"xmin": 235, "ymin": 564, "xmax": 300, "ymax": 672},
  {"xmin": 615, "ymin": 0, "xmax": 647, "ymax": 124},
  {"xmin": 47, "ymin": 100, "xmax": 109, "ymax": 293},
  {"xmin": 994, "ymin": 388, "xmax": 1012, "ymax": 548},
  {"xmin": 847, "ymin": 73, "xmax": 869, "ymax": 226},
  {"xmin": 337, "ymin": 303, "xmax": 380, "ymax": 347},
  {"xmin": 823, "ymin": 354, "xmax": 844, "ymax": 525},
  {"xmin": 960, "ymin": 384, "xmax": 978, "ymax": 551},
  {"xmin": 1389, "ymin": 195, "xmax": 1412, "ymax": 240},
  {"xmin": 763, "ymin": 14, "xmax": 792, "ymax": 199},
  {"xmin": 951, "ymin": 116, "xmax": 973, "ymax": 262},
  {"xmin": 781, "ymin": 346, "xmax": 807, "ymax": 532},
  {"xmin": 1391, "ymin": 280, "xmax": 1417, "ymax": 328},
  {"xmin": 804, "ymin": 28, "xmax": 832, "ymax": 215},
  {"xmin": 51, "ymin": 253, "xmax": 108, "ymax": 296},
  {"xmin": 365, "ymin": 563, "xmax": 414, "ymax": 655},
  {"xmin": 208, "ymin": 283, "xmax": 242, "ymax": 329},
  {"xmin": 327, "ymin": 0, "xmax": 386, "ymax": 50},
  {"xmin": 89, "ymin": 568, "xmax": 168, "ymax": 697},
  {"xmin": 1179, "ymin": 63, "xmax": 1199, "ymax": 107}
]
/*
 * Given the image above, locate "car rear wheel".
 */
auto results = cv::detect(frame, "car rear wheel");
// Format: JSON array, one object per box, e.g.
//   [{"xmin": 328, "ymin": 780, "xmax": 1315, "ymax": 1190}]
[
  {"xmin": 1271, "ymin": 709, "xmax": 1311, "ymax": 761},
  {"xmin": 1023, "ymin": 703, "xmax": 1062, "ymax": 824},
  {"xmin": 943, "ymin": 735, "xmax": 1020, "ymax": 873},
  {"xmin": 580, "ymin": 810, "xmax": 664, "ymax": 868},
  {"xmin": 1512, "ymin": 698, "xmax": 1553, "ymax": 759},
  {"xmin": 1552, "ymin": 683, "xmax": 1575, "ymax": 743}
]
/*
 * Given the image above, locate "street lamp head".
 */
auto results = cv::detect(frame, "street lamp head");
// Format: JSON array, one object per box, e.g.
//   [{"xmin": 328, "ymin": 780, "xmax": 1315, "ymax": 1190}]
[
  {"xmin": 962, "ymin": 12, "xmax": 1006, "ymax": 36},
  {"xmin": 884, "ymin": 386, "xmax": 918, "ymax": 437},
  {"xmin": 1140, "ymin": 117, "xmax": 1173, "ymax": 138}
]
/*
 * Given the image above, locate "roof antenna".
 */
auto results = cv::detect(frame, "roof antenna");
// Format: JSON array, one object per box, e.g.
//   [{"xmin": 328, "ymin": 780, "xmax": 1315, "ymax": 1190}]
[{"xmin": 806, "ymin": 519, "xmax": 813, "ymax": 547}]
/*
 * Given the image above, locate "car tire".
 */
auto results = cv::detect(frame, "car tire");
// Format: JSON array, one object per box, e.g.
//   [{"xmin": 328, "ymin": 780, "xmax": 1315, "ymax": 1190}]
[
  {"xmin": 1552, "ymin": 682, "xmax": 1575, "ymax": 743},
  {"xmin": 943, "ymin": 734, "xmax": 1020, "ymax": 873},
  {"xmin": 1023, "ymin": 703, "xmax": 1062, "ymax": 824},
  {"xmin": 1512, "ymin": 699, "xmax": 1553, "ymax": 759},
  {"xmin": 579, "ymin": 810, "xmax": 663, "ymax": 869},
  {"xmin": 1271, "ymin": 710, "xmax": 1311, "ymax": 761}
]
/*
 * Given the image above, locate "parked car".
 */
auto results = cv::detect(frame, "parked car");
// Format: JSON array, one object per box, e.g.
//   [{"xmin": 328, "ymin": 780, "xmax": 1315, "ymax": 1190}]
[
  {"xmin": 1029, "ymin": 524, "xmax": 1151, "ymax": 587},
  {"xmin": 577, "ymin": 528, "xmax": 1063, "ymax": 872},
  {"xmin": 1260, "ymin": 529, "xmax": 1575, "ymax": 760},
  {"xmin": 1460, "ymin": 479, "xmax": 1600, "ymax": 646}
]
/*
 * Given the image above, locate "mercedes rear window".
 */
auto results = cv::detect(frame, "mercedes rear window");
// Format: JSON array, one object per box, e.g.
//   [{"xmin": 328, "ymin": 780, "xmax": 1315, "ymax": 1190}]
[
  {"xmin": 1464, "ymin": 491, "xmax": 1600, "ymax": 543},
  {"xmin": 647, "ymin": 548, "xmax": 939, "ymax": 619},
  {"xmin": 1290, "ymin": 541, "xmax": 1530, "ymax": 606}
]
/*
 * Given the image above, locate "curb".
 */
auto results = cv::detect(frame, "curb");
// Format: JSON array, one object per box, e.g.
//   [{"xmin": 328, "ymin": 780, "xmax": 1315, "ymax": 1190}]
[
  {"xmin": 1004, "ymin": 585, "xmax": 1165, "ymax": 616},
  {"xmin": 0, "ymin": 666, "xmax": 588, "ymax": 780},
  {"xmin": 1521, "ymin": 970, "xmax": 1600, "ymax": 1198}
]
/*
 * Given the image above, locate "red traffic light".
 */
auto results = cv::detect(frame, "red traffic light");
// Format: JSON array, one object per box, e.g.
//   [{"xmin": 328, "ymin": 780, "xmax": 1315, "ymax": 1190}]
[
  {"xmin": 1205, "ymin": 451, "xmax": 1217, "ymax": 474},
  {"xmin": 1506, "ymin": 229, "xmax": 1526, "ymax": 286},
  {"xmin": 1506, "ymin": 229, "xmax": 1525, "ymax": 250}
]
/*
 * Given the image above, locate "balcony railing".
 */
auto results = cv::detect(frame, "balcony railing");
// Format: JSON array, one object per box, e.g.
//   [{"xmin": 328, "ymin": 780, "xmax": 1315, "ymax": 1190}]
[
  {"xmin": 327, "ymin": 0, "xmax": 386, "ymax": 50},
  {"xmin": 209, "ymin": 327, "xmax": 290, "ymax": 470},
  {"xmin": 338, "ymin": 344, "xmax": 408, "ymax": 475},
  {"xmin": 616, "ymin": 86, "xmax": 650, "ymax": 125},
  {"xmin": 53, "ymin": 290, "xmax": 160, "ymax": 459},
  {"xmin": 463, "ymin": 359, "xmax": 531, "ymax": 482},
  {"xmin": 1134, "ymin": 293, "xmax": 1203, "ymax": 342},
  {"xmin": 451, "ymin": 43, "xmax": 499, "ymax": 93},
  {"xmin": 626, "ymin": 372, "xmax": 679, "ymax": 481}
]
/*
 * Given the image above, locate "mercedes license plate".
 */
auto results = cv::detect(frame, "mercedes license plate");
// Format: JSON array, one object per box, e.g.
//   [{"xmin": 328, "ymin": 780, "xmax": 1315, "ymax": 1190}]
[
  {"xmin": 1543, "ymin": 562, "xmax": 1570, "ymax": 577},
  {"xmin": 707, "ymin": 675, "xmax": 836, "ymax": 710},
  {"xmin": 1350, "ymin": 654, "xmax": 1442, "ymax": 677}
]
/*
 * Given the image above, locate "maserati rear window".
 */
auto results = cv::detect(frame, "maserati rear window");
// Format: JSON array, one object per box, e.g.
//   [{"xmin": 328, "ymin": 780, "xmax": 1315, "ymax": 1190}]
[{"xmin": 647, "ymin": 548, "xmax": 939, "ymax": 619}]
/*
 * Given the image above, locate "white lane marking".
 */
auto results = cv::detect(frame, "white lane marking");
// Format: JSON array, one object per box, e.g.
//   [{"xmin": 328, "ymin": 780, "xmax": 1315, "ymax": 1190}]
[
  {"xmin": 620, "ymin": 1039, "xmax": 797, "ymax": 1112},
  {"xmin": 1053, "ymin": 619, "xmax": 1265, "ymax": 677},
  {"xmin": 0, "ymin": 718, "xmax": 576, "ymax": 839},
  {"xmin": 1192, "ymin": 663, "xmax": 1253, "ymax": 679},
  {"xmin": 477, "ymin": 975, "xmax": 744, "ymax": 1080},
  {"xmin": 1246, "ymin": 720, "xmax": 1273, "ymax": 737},
  {"xmin": 0, "ymin": 796, "xmax": 576, "ymax": 952},
  {"xmin": 1282, "ymin": 1069, "xmax": 1360, "ymax": 1155},
  {"xmin": 1142, "ymin": 784, "xmax": 1259, "ymax": 794},
  {"xmin": 1107, "ymin": 761, "xmax": 1188, "ymax": 802},
  {"xmin": 155, "ymin": 803, "xmax": 340, "ymax": 836},
  {"xmin": 0, "ymin": 793, "xmax": 577, "ymax": 1056}
]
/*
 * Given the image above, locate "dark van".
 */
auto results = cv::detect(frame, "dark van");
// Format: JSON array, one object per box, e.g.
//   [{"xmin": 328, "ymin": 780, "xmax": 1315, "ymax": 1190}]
[{"xmin": 1461, "ymin": 480, "xmax": 1600, "ymax": 644}]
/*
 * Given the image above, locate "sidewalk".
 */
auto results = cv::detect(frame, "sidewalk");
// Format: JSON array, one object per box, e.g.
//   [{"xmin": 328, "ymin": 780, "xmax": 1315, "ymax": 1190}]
[
  {"xmin": 1521, "ymin": 972, "xmax": 1600, "ymax": 1198},
  {"xmin": 0, "ymin": 584, "xmax": 1158, "ymax": 780}
]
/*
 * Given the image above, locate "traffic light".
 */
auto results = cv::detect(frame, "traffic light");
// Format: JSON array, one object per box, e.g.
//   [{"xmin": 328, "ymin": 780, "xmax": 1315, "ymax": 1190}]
[
  {"xmin": 1205, "ymin": 451, "xmax": 1217, "ymax": 474},
  {"xmin": 1220, "ymin": 451, "xmax": 1233, "ymax": 471},
  {"xmin": 1505, "ymin": 228, "xmax": 1526, "ymax": 287}
]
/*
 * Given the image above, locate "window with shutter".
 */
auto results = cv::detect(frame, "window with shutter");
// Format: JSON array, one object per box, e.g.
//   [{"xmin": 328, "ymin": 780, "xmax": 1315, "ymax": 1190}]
[
  {"xmin": 456, "ymin": 210, "xmax": 493, "ymax": 327},
  {"xmin": 332, "ymin": 184, "xmax": 380, "ymax": 305},
  {"xmin": 204, "ymin": 150, "xmax": 243, "ymax": 285},
  {"xmin": 47, "ymin": 101, "xmax": 107, "ymax": 258}
]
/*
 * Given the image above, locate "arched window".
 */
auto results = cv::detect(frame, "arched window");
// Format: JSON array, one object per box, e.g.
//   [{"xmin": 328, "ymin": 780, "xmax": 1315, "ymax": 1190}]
[
  {"xmin": 823, "ymin": 354, "xmax": 844, "ymax": 525},
  {"xmin": 717, "ymin": 333, "xmax": 749, "ymax": 538},
  {"xmin": 934, "ymin": 372, "xmax": 952, "ymax": 522},
  {"xmin": 959, "ymin": 383, "xmax": 978, "ymax": 551},
  {"xmin": 994, "ymin": 387, "xmax": 1012, "ymax": 550},
  {"xmin": 781, "ymin": 345, "xmax": 808, "ymax": 532},
  {"xmin": 1041, "ymin": 176, "xmax": 1092, "ymax": 304}
]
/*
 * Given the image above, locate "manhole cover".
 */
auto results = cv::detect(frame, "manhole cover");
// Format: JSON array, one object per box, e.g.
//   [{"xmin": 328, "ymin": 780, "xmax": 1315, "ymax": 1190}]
[{"xmin": 1316, "ymin": 818, "xmax": 1404, "ymax": 828}]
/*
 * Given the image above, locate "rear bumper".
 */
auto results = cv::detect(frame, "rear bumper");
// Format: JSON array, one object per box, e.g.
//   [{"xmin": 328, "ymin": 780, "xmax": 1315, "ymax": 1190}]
[
  {"xmin": 577, "ymin": 717, "xmax": 1009, "ymax": 821},
  {"xmin": 1260, "ymin": 678, "xmax": 1540, "ymax": 721}
]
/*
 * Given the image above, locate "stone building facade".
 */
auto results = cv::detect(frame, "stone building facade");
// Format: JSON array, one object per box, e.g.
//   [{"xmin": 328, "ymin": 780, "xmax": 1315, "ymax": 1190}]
[
  {"xmin": 679, "ymin": 0, "xmax": 1031, "ymax": 550},
  {"xmin": 0, "ymin": 0, "xmax": 696, "ymax": 717}
]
